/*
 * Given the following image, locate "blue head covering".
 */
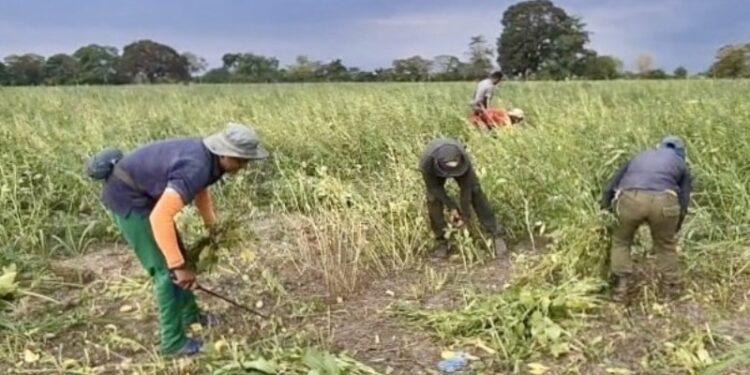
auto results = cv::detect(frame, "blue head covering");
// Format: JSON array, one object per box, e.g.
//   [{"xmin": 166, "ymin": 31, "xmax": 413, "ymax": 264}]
[{"xmin": 660, "ymin": 136, "xmax": 686, "ymax": 160}]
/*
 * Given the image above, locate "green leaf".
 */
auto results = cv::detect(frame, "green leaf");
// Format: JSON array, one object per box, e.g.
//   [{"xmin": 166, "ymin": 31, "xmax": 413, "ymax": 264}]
[
  {"xmin": 241, "ymin": 357, "xmax": 278, "ymax": 374},
  {"xmin": 303, "ymin": 349, "xmax": 341, "ymax": 375},
  {"xmin": 546, "ymin": 322, "xmax": 563, "ymax": 341},
  {"xmin": 550, "ymin": 342, "xmax": 570, "ymax": 357},
  {"xmin": 0, "ymin": 264, "xmax": 18, "ymax": 297}
]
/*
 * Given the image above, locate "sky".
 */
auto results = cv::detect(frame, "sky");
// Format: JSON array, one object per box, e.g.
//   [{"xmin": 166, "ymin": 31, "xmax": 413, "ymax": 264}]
[{"xmin": 1, "ymin": 0, "xmax": 749, "ymax": 73}]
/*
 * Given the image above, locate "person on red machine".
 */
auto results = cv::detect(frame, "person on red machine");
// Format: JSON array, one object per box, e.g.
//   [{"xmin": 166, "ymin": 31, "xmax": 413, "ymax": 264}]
[{"xmin": 470, "ymin": 71, "xmax": 525, "ymax": 129}]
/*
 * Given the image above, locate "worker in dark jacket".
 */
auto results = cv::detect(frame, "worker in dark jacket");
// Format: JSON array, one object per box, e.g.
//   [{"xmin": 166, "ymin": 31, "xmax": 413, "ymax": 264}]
[
  {"xmin": 601, "ymin": 136, "xmax": 692, "ymax": 302},
  {"xmin": 419, "ymin": 138, "xmax": 508, "ymax": 259}
]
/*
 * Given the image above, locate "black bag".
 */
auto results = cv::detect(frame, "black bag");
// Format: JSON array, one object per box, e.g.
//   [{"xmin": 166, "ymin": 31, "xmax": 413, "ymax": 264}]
[{"xmin": 85, "ymin": 148, "xmax": 124, "ymax": 180}]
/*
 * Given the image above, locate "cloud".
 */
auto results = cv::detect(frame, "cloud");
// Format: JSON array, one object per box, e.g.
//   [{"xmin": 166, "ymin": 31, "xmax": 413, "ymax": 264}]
[{"xmin": 569, "ymin": 0, "xmax": 741, "ymax": 71}]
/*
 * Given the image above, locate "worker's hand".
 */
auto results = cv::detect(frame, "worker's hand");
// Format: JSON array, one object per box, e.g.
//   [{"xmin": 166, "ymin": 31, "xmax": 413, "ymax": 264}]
[
  {"xmin": 450, "ymin": 209, "xmax": 465, "ymax": 228},
  {"xmin": 171, "ymin": 267, "xmax": 197, "ymax": 290}
]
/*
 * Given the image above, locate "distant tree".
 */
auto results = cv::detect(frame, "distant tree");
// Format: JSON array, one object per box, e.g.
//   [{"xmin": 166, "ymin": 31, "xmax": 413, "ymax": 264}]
[
  {"xmin": 348, "ymin": 67, "xmax": 377, "ymax": 82},
  {"xmin": 200, "ymin": 67, "xmax": 232, "ymax": 83},
  {"xmin": 579, "ymin": 54, "xmax": 622, "ymax": 80},
  {"xmin": 708, "ymin": 43, "xmax": 750, "ymax": 78},
  {"xmin": 4, "ymin": 54, "xmax": 45, "ymax": 85},
  {"xmin": 673, "ymin": 66, "xmax": 688, "ymax": 79},
  {"xmin": 315, "ymin": 59, "xmax": 349, "ymax": 81},
  {"xmin": 181, "ymin": 52, "xmax": 208, "ymax": 76},
  {"xmin": 222, "ymin": 53, "xmax": 280, "ymax": 82},
  {"xmin": 286, "ymin": 55, "xmax": 321, "ymax": 82},
  {"xmin": 119, "ymin": 40, "xmax": 190, "ymax": 83},
  {"xmin": 431, "ymin": 55, "xmax": 465, "ymax": 81},
  {"xmin": 73, "ymin": 44, "xmax": 120, "ymax": 84},
  {"xmin": 43, "ymin": 53, "xmax": 80, "ymax": 85},
  {"xmin": 466, "ymin": 36, "xmax": 494, "ymax": 79},
  {"xmin": 392, "ymin": 56, "xmax": 432, "ymax": 81},
  {"xmin": 374, "ymin": 67, "xmax": 396, "ymax": 81},
  {"xmin": 635, "ymin": 53, "xmax": 655, "ymax": 76},
  {"xmin": 642, "ymin": 69, "xmax": 669, "ymax": 79},
  {"xmin": 0, "ymin": 61, "xmax": 9, "ymax": 85},
  {"xmin": 497, "ymin": 0, "xmax": 590, "ymax": 78}
]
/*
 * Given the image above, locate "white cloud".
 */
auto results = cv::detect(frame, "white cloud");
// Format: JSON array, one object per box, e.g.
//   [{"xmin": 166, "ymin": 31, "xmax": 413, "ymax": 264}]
[{"xmin": 568, "ymin": 0, "xmax": 716, "ymax": 71}]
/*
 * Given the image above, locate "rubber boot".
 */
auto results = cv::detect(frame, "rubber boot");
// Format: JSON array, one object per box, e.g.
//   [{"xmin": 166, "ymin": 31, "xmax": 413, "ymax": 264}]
[
  {"xmin": 612, "ymin": 274, "xmax": 633, "ymax": 303},
  {"xmin": 430, "ymin": 241, "xmax": 450, "ymax": 259},
  {"xmin": 494, "ymin": 237, "xmax": 509, "ymax": 260},
  {"xmin": 659, "ymin": 275, "xmax": 684, "ymax": 301}
]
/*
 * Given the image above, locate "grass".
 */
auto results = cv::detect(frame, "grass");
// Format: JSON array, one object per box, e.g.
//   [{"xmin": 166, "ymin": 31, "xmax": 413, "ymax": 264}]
[{"xmin": 0, "ymin": 80, "xmax": 749, "ymax": 374}]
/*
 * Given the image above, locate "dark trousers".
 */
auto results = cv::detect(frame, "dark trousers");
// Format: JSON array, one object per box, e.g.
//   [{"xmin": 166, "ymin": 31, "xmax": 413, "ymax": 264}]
[
  {"xmin": 610, "ymin": 190, "xmax": 681, "ymax": 281},
  {"xmin": 427, "ymin": 186, "xmax": 503, "ymax": 243}
]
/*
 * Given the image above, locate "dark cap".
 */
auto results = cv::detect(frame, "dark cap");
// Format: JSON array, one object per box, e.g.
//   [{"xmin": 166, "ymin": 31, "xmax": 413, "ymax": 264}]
[{"xmin": 434, "ymin": 144, "xmax": 469, "ymax": 177}]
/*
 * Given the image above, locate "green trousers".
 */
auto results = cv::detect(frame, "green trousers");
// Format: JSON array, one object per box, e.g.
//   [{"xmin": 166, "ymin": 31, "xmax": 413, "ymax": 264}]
[
  {"xmin": 610, "ymin": 190, "xmax": 681, "ymax": 281},
  {"xmin": 112, "ymin": 212, "xmax": 200, "ymax": 354}
]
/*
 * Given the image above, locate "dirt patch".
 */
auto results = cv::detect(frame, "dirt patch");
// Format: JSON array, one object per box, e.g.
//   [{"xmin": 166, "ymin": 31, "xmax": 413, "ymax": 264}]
[{"xmin": 49, "ymin": 244, "xmax": 141, "ymax": 284}]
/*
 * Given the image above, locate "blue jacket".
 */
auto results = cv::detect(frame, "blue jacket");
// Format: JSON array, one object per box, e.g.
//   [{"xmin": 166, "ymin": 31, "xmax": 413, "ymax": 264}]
[
  {"xmin": 601, "ymin": 141, "xmax": 692, "ymax": 223},
  {"xmin": 102, "ymin": 138, "xmax": 224, "ymax": 216}
]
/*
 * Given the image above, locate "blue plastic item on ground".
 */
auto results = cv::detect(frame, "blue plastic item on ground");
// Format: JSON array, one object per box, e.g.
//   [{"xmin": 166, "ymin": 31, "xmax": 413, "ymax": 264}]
[{"xmin": 438, "ymin": 352, "xmax": 468, "ymax": 373}]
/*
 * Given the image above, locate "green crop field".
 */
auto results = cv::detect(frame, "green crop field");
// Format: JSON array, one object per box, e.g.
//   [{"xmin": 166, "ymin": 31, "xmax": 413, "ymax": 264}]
[{"xmin": 1, "ymin": 81, "xmax": 750, "ymax": 374}]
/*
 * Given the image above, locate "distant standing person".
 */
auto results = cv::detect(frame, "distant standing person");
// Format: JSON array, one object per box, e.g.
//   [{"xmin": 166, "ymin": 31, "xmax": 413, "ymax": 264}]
[
  {"xmin": 601, "ymin": 136, "xmax": 692, "ymax": 302},
  {"xmin": 419, "ymin": 138, "xmax": 509, "ymax": 259},
  {"xmin": 471, "ymin": 70, "xmax": 504, "ymax": 126}
]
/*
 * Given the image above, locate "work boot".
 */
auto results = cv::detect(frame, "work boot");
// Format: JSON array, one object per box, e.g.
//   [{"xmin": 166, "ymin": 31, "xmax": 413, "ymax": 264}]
[
  {"xmin": 493, "ymin": 237, "xmax": 509, "ymax": 260},
  {"xmin": 659, "ymin": 275, "xmax": 684, "ymax": 300},
  {"xmin": 612, "ymin": 274, "xmax": 633, "ymax": 303},
  {"xmin": 170, "ymin": 338, "xmax": 203, "ymax": 357},
  {"xmin": 430, "ymin": 241, "xmax": 450, "ymax": 259}
]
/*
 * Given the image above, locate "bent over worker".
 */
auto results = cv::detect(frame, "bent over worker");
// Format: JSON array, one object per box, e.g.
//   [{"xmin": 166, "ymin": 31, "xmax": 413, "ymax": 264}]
[
  {"xmin": 419, "ymin": 138, "xmax": 508, "ymax": 259},
  {"xmin": 601, "ymin": 136, "xmax": 692, "ymax": 302},
  {"xmin": 99, "ymin": 123, "xmax": 268, "ymax": 355}
]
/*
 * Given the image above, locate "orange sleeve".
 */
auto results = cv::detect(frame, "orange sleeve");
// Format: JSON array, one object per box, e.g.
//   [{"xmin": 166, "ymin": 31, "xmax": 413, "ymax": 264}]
[
  {"xmin": 194, "ymin": 189, "xmax": 216, "ymax": 228},
  {"xmin": 149, "ymin": 189, "xmax": 186, "ymax": 269}
]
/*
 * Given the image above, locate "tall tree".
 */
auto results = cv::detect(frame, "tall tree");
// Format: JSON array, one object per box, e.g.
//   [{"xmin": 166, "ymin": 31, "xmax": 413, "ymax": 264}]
[
  {"xmin": 466, "ymin": 36, "xmax": 494, "ymax": 79},
  {"xmin": 181, "ymin": 52, "xmax": 208, "ymax": 76},
  {"xmin": 392, "ymin": 56, "xmax": 432, "ymax": 81},
  {"xmin": 708, "ymin": 43, "xmax": 750, "ymax": 78},
  {"xmin": 315, "ymin": 59, "xmax": 349, "ymax": 81},
  {"xmin": 222, "ymin": 53, "xmax": 280, "ymax": 82},
  {"xmin": 497, "ymin": 0, "xmax": 590, "ymax": 78},
  {"xmin": 286, "ymin": 55, "xmax": 321, "ymax": 82},
  {"xmin": 119, "ymin": 40, "xmax": 190, "ymax": 83},
  {"xmin": 4, "ymin": 54, "xmax": 46, "ymax": 85},
  {"xmin": 673, "ymin": 66, "xmax": 688, "ymax": 79},
  {"xmin": 73, "ymin": 44, "xmax": 120, "ymax": 84},
  {"xmin": 43, "ymin": 53, "xmax": 80, "ymax": 85},
  {"xmin": 432, "ymin": 55, "xmax": 465, "ymax": 81}
]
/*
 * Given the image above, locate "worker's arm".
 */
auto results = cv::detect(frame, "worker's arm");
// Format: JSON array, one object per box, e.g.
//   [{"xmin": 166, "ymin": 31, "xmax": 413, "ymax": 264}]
[
  {"xmin": 149, "ymin": 188, "xmax": 187, "ymax": 269},
  {"xmin": 677, "ymin": 168, "xmax": 692, "ymax": 229},
  {"xmin": 194, "ymin": 188, "xmax": 217, "ymax": 229},
  {"xmin": 422, "ymin": 170, "xmax": 458, "ymax": 210},
  {"xmin": 601, "ymin": 161, "xmax": 630, "ymax": 210},
  {"xmin": 457, "ymin": 168, "xmax": 479, "ymax": 221}
]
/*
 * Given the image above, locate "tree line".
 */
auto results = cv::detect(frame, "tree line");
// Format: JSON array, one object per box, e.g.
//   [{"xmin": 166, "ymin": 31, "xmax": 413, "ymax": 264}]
[{"xmin": 1, "ymin": 0, "xmax": 748, "ymax": 86}]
